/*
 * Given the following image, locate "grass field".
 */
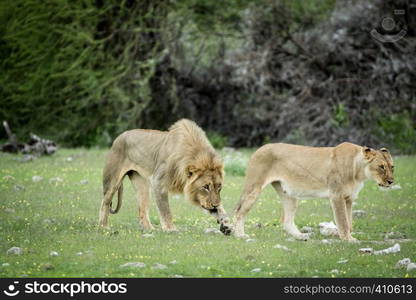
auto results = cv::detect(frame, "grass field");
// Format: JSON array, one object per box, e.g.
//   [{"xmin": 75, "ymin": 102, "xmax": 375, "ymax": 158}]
[{"xmin": 0, "ymin": 148, "xmax": 415, "ymax": 278}]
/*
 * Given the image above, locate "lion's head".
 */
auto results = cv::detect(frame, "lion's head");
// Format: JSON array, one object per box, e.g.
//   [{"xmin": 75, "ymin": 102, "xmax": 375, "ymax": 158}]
[
  {"xmin": 183, "ymin": 154, "xmax": 224, "ymax": 212},
  {"xmin": 363, "ymin": 146, "xmax": 394, "ymax": 188}
]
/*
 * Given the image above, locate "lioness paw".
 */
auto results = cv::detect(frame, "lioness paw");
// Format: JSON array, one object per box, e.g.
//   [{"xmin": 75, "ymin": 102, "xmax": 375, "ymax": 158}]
[{"xmin": 220, "ymin": 223, "xmax": 233, "ymax": 236}]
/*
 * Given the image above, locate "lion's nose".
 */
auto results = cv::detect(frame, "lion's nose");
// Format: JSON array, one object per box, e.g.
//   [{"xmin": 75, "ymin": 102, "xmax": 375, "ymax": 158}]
[{"xmin": 387, "ymin": 180, "xmax": 393, "ymax": 185}]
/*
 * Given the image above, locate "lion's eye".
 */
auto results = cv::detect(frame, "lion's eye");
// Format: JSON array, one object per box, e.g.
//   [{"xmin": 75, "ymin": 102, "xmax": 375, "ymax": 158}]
[
  {"xmin": 217, "ymin": 184, "xmax": 222, "ymax": 191},
  {"xmin": 203, "ymin": 184, "xmax": 210, "ymax": 191},
  {"xmin": 379, "ymin": 165, "xmax": 385, "ymax": 170}
]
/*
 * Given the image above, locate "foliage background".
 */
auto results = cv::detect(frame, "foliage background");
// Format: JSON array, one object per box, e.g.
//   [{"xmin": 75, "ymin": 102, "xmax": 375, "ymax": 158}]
[{"xmin": 1, "ymin": 0, "xmax": 415, "ymax": 153}]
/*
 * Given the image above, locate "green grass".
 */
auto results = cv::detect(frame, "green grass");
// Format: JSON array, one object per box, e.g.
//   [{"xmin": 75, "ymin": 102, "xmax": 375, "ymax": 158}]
[{"xmin": 0, "ymin": 148, "xmax": 415, "ymax": 278}]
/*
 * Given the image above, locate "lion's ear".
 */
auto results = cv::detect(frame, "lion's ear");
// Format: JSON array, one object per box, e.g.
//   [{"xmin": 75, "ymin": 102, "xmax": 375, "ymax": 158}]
[
  {"xmin": 380, "ymin": 147, "xmax": 389, "ymax": 153},
  {"xmin": 362, "ymin": 146, "xmax": 376, "ymax": 162},
  {"xmin": 186, "ymin": 165, "xmax": 198, "ymax": 178}
]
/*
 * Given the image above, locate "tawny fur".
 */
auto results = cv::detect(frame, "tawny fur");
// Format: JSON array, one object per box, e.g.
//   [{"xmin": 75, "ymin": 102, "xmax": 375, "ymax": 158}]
[
  {"xmin": 233, "ymin": 142, "xmax": 394, "ymax": 241},
  {"xmin": 99, "ymin": 119, "xmax": 230, "ymax": 233}
]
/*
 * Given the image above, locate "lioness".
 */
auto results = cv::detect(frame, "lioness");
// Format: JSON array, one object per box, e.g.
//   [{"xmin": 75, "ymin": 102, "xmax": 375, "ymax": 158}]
[
  {"xmin": 233, "ymin": 142, "xmax": 394, "ymax": 241},
  {"xmin": 99, "ymin": 119, "xmax": 232, "ymax": 235}
]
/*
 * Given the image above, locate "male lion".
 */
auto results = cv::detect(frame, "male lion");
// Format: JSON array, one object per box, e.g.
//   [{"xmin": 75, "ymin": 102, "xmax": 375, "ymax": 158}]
[
  {"xmin": 99, "ymin": 119, "xmax": 232, "ymax": 235},
  {"xmin": 233, "ymin": 142, "xmax": 394, "ymax": 241}
]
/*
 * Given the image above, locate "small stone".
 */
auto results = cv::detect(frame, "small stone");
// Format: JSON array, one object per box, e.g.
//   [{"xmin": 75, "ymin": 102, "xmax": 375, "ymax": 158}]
[
  {"xmin": 142, "ymin": 233, "xmax": 154, "ymax": 238},
  {"xmin": 250, "ymin": 268, "xmax": 261, "ymax": 273},
  {"xmin": 330, "ymin": 269, "xmax": 339, "ymax": 274},
  {"xmin": 152, "ymin": 263, "xmax": 167, "ymax": 270},
  {"xmin": 300, "ymin": 226, "xmax": 314, "ymax": 233},
  {"xmin": 384, "ymin": 232, "xmax": 406, "ymax": 240},
  {"xmin": 41, "ymin": 263, "xmax": 54, "ymax": 271},
  {"xmin": 373, "ymin": 243, "xmax": 400, "ymax": 255},
  {"xmin": 395, "ymin": 258, "xmax": 411, "ymax": 269},
  {"xmin": 338, "ymin": 259, "xmax": 349, "ymax": 264},
  {"xmin": 352, "ymin": 210, "xmax": 367, "ymax": 217},
  {"xmin": 80, "ymin": 179, "xmax": 89, "ymax": 185},
  {"xmin": 204, "ymin": 228, "xmax": 221, "ymax": 234},
  {"xmin": 32, "ymin": 175, "xmax": 43, "ymax": 182},
  {"xmin": 169, "ymin": 260, "xmax": 178, "ymax": 265},
  {"xmin": 273, "ymin": 244, "xmax": 291, "ymax": 251},
  {"xmin": 322, "ymin": 239, "xmax": 332, "ymax": 244},
  {"xmin": 66, "ymin": 157, "xmax": 73, "ymax": 162},
  {"xmin": 49, "ymin": 177, "xmax": 63, "ymax": 183},
  {"xmin": 359, "ymin": 247, "xmax": 374, "ymax": 254},
  {"xmin": 2, "ymin": 263, "xmax": 10, "ymax": 267},
  {"xmin": 7, "ymin": 247, "xmax": 23, "ymax": 255},
  {"xmin": 120, "ymin": 262, "xmax": 146, "ymax": 268},
  {"xmin": 406, "ymin": 263, "xmax": 416, "ymax": 272},
  {"xmin": 76, "ymin": 252, "xmax": 83, "ymax": 256},
  {"xmin": 14, "ymin": 185, "xmax": 25, "ymax": 191},
  {"xmin": 245, "ymin": 238, "xmax": 255, "ymax": 243},
  {"xmin": 50, "ymin": 251, "xmax": 59, "ymax": 257},
  {"xmin": 319, "ymin": 221, "xmax": 338, "ymax": 236},
  {"xmin": 173, "ymin": 274, "xmax": 184, "ymax": 278}
]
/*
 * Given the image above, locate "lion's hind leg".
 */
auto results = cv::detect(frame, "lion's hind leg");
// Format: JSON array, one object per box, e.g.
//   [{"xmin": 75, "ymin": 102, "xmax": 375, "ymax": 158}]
[
  {"xmin": 128, "ymin": 171, "xmax": 154, "ymax": 230},
  {"xmin": 272, "ymin": 182, "xmax": 309, "ymax": 241}
]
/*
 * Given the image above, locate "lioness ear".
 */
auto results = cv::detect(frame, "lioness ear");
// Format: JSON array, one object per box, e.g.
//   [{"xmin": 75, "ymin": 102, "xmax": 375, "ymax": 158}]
[
  {"xmin": 380, "ymin": 147, "xmax": 389, "ymax": 153},
  {"xmin": 362, "ymin": 146, "xmax": 375, "ymax": 161},
  {"xmin": 186, "ymin": 165, "xmax": 198, "ymax": 178}
]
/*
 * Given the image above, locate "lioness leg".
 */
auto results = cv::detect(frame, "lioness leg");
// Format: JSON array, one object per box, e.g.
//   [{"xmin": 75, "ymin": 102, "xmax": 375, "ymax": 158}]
[
  {"xmin": 272, "ymin": 183, "xmax": 309, "ymax": 241},
  {"xmin": 128, "ymin": 172, "xmax": 154, "ymax": 230},
  {"xmin": 233, "ymin": 183, "xmax": 263, "ymax": 238},
  {"xmin": 345, "ymin": 197, "xmax": 353, "ymax": 234},
  {"xmin": 330, "ymin": 195, "xmax": 356, "ymax": 241}
]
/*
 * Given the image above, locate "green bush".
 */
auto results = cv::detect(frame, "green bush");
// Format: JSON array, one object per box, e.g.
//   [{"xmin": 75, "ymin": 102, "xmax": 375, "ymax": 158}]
[
  {"xmin": 375, "ymin": 112, "xmax": 416, "ymax": 154},
  {"xmin": 207, "ymin": 131, "xmax": 228, "ymax": 149}
]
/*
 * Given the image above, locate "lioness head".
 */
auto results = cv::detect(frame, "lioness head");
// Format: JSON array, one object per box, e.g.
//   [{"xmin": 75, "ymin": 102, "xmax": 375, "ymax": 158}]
[
  {"xmin": 363, "ymin": 146, "xmax": 394, "ymax": 187},
  {"xmin": 183, "ymin": 157, "xmax": 224, "ymax": 212}
]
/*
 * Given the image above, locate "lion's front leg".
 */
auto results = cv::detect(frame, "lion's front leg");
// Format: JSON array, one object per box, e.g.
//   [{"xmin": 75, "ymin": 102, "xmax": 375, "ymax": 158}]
[
  {"xmin": 209, "ymin": 205, "xmax": 232, "ymax": 235},
  {"xmin": 152, "ymin": 187, "xmax": 176, "ymax": 232},
  {"xmin": 330, "ymin": 195, "xmax": 357, "ymax": 242}
]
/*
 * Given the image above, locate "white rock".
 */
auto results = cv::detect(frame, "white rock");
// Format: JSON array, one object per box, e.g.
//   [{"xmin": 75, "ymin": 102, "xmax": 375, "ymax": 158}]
[
  {"xmin": 406, "ymin": 263, "xmax": 416, "ymax": 272},
  {"xmin": 173, "ymin": 274, "xmax": 184, "ymax": 278},
  {"xmin": 337, "ymin": 259, "xmax": 349, "ymax": 264},
  {"xmin": 322, "ymin": 239, "xmax": 332, "ymax": 244},
  {"xmin": 152, "ymin": 263, "xmax": 167, "ymax": 270},
  {"xmin": 142, "ymin": 233, "xmax": 154, "ymax": 238},
  {"xmin": 359, "ymin": 248, "xmax": 374, "ymax": 254},
  {"xmin": 7, "ymin": 247, "xmax": 23, "ymax": 255},
  {"xmin": 120, "ymin": 262, "xmax": 146, "ymax": 268},
  {"xmin": 50, "ymin": 251, "xmax": 59, "ymax": 257},
  {"xmin": 32, "ymin": 175, "xmax": 43, "ymax": 182},
  {"xmin": 245, "ymin": 238, "xmax": 255, "ymax": 243},
  {"xmin": 14, "ymin": 185, "xmax": 25, "ymax": 191},
  {"xmin": 169, "ymin": 260, "xmax": 178, "ymax": 265},
  {"xmin": 300, "ymin": 226, "xmax": 314, "ymax": 233},
  {"xmin": 330, "ymin": 269, "xmax": 340, "ymax": 274},
  {"xmin": 80, "ymin": 179, "xmax": 89, "ymax": 185},
  {"xmin": 49, "ymin": 177, "xmax": 63, "ymax": 183},
  {"xmin": 76, "ymin": 252, "xmax": 83, "ymax": 256},
  {"xmin": 319, "ymin": 221, "xmax": 338, "ymax": 236},
  {"xmin": 2, "ymin": 263, "xmax": 10, "ymax": 267},
  {"xmin": 374, "ymin": 243, "xmax": 400, "ymax": 255},
  {"xmin": 204, "ymin": 228, "xmax": 221, "ymax": 234},
  {"xmin": 273, "ymin": 244, "xmax": 291, "ymax": 251},
  {"xmin": 395, "ymin": 258, "xmax": 411, "ymax": 269},
  {"xmin": 250, "ymin": 268, "xmax": 261, "ymax": 273},
  {"xmin": 352, "ymin": 210, "xmax": 367, "ymax": 217}
]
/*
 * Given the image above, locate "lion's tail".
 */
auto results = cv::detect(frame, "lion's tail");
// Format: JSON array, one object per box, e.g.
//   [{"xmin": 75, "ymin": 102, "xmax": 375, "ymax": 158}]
[{"xmin": 110, "ymin": 182, "xmax": 123, "ymax": 214}]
